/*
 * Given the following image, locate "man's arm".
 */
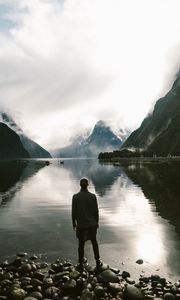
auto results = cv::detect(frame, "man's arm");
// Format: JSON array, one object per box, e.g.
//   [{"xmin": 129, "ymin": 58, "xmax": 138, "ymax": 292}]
[
  {"xmin": 72, "ymin": 195, "xmax": 77, "ymax": 230},
  {"xmin": 94, "ymin": 195, "xmax": 99, "ymax": 227}
]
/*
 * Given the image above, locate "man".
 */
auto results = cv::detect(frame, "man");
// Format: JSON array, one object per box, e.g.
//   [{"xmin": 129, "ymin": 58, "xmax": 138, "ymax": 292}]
[{"xmin": 72, "ymin": 177, "xmax": 102, "ymax": 268}]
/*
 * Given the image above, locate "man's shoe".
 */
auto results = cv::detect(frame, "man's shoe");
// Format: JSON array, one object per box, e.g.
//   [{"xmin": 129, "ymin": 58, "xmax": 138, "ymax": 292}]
[
  {"xmin": 76, "ymin": 263, "xmax": 84, "ymax": 272},
  {"xmin": 96, "ymin": 259, "xmax": 103, "ymax": 267}
]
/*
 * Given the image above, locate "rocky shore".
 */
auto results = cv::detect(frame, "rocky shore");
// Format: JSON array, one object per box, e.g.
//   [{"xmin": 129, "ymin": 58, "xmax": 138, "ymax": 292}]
[{"xmin": 0, "ymin": 254, "xmax": 180, "ymax": 300}]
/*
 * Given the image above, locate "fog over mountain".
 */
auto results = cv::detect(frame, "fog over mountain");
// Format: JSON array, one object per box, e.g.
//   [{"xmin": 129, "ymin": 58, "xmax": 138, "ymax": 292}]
[
  {"xmin": 53, "ymin": 120, "xmax": 129, "ymax": 158},
  {"xmin": 121, "ymin": 70, "xmax": 180, "ymax": 156},
  {"xmin": 0, "ymin": 0, "xmax": 180, "ymax": 150},
  {"xmin": 0, "ymin": 112, "xmax": 51, "ymax": 158}
]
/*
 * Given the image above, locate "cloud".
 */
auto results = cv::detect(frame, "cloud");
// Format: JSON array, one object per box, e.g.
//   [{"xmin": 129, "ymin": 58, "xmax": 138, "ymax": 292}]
[{"xmin": 0, "ymin": 0, "xmax": 180, "ymax": 150}]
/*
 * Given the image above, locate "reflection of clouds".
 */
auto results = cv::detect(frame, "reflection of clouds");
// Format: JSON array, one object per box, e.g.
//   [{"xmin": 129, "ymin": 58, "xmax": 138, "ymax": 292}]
[{"xmin": 99, "ymin": 175, "xmax": 166, "ymax": 264}]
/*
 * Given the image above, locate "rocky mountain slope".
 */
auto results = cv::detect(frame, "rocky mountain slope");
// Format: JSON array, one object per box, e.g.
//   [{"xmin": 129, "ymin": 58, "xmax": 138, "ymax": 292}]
[
  {"xmin": 0, "ymin": 112, "xmax": 51, "ymax": 158},
  {"xmin": 121, "ymin": 71, "xmax": 180, "ymax": 156},
  {"xmin": 53, "ymin": 120, "xmax": 124, "ymax": 158},
  {"xmin": 0, "ymin": 122, "xmax": 30, "ymax": 159}
]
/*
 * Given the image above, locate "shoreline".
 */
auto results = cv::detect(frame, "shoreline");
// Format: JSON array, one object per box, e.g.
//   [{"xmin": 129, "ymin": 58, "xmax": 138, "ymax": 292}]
[
  {"xmin": 99, "ymin": 156, "xmax": 180, "ymax": 164},
  {"xmin": 0, "ymin": 254, "xmax": 180, "ymax": 300}
]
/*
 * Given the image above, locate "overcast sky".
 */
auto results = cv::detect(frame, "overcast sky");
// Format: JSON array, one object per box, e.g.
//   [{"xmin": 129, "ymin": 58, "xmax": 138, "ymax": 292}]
[{"xmin": 0, "ymin": 0, "xmax": 180, "ymax": 151}]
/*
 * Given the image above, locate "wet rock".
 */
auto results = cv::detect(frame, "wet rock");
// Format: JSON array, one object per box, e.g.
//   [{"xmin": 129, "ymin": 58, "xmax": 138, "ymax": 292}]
[
  {"xmin": 17, "ymin": 252, "xmax": 28, "ymax": 258},
  {"xmin": 164, "ymin": 293, "xmax": 175, "ymax": 300},
  {"xmin": 43, "ymin": 277, "xmax": 53, "ymax": 287},
  {"xmin": 19, "ymin": 263, "xmax": 32, "ymax": 274},
  {"xmin": 54, "ymin": 271, "xmax": 70, "ymax": 281},
  {"xmin": 31, "ymin": 278, "xmax": 42, "ymax": 287},
  {"xmin": 94, "ymin": 285, "xmax": 105, "ymax": 298},
  {"xmin": 29, "ymin": 255, "xmax": 38, "ymax": 261},
  {"xmin": 139, "ymin": 277, "xmax": 149, "ymax": 284},
  {"xmin": 24, "ymin": 298, "xmax": 38, "ymax": 300},
  {"xmin": 110, "ymin": 267, "xmax": 120, "ymax": 274},
  {"xmin": 150, "ymin": 275, "xmax": 161, "ymax": 282},
  {"xmin": 44, "ymin": 286, "xmax": 59, "ymax": 298},
  {"xmin": 9, "ymin": 288, "xmax": 27, "ymax": 300},
  {"xmin": 81, "ymin": 288, "xmax": 96, "ymax": 300},
  {"xmin": 98, "ymin": 269, "xmax": 120, "ymax": 283},
  {"xmin": 69, "ymin": 270, "xmax": 80, "ymax": 279},
  {"xmin": 126, "ymin": 277, "xmax": 135, "ymax": 285},
  {"xmin": 124, "ymin": 285, "xmax": 144, "ymax": 300},
  {"xmin": 62, "ymin": 279, "xmax": 77, "ymax": 292},
  {"xmin": 108, "ymin": 283, "xmax": 123, "ymax": 295},
  {"xmin": 122, "ymin": 271, "xmax": 131, "ymax": 279},
  {"xmin": 28, "ymin": 291, "xmax": 43, "ymax": 299},
  {"xmin": 0, "ymin": 296, "xmax": 8, "ymax": 300},
  {"xmin": 33, "ymin": 271, "xmax": 45, "ymax": 281},
  {"xmin": 136, "ymin": 259, "xmax": 144, "ymax": 265}
]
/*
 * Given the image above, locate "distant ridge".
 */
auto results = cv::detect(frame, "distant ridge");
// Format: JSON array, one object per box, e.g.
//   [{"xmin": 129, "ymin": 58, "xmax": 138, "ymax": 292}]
[
  {"xmin": 0, "ymin": 112, "xmax": 51, "ymax": 158},
  {"xmin": 121, "ymin": 71, "xmax": 180, "ymax": 156},
  {"xmin": 53, "ymin": 120, "xmax": 125, "ymax": 158},
  {"xmin": 0, "ymin": 122, "xmax": 30, "ymax": 159}
]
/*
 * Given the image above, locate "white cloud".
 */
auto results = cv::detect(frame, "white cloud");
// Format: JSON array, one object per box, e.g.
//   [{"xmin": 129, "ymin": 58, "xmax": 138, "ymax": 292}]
[{"xmin": 0, "ymin": 0, "xmax": 180, "ymax": 151}]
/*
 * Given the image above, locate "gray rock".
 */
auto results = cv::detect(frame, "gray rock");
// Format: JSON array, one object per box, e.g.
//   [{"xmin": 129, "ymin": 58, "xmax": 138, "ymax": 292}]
[
  {"xmin": 81, "ymin": 288, "xmax": 96, "ymax": 300},
  {"xmin": 31, "ymin": 278, "xmax": 42, "ymax": 287},
  {"xmin": 9, "ymin": 288, "xmax": 27, "ymax": 300},
  {"xmin": 98, "ymin": 269, "xmax": 120, "ymax": 283},
  {"xmin": 122, "ymin": 271, "xmax": 131, "ymax": 279},
  {"xmin": 24, "ymin": 298, "xmax": 38, "ymax": 300},
  {"xmin": 28, "ymin": 291, "xmax": 43, "ymax": 299},
  {"xmin": 17, "ymin": 252, "xmax": 28, "ymax": 258},
  {"xmin": 44, "ymin": 286, "xmax": 59, "ymax": 297},
  {"xmin": 43, "ymin": 277, "xmax": 53, "ymax": 287},
  {"xmin": 124, "ymin": 284, "xmax": 144, "ymax": 300},
  {"xmin": 126, "ymin": 277, "xmax": 135, "ymax": 284},
  {"xmin": 94, "ymin": 285, "xmax": 105, "ymax": 298},
  {"xmin": 164, "ymin": 293, "xmax": 175, "ymax": 300},
  {"xmin": 108, "ymin": 283, "xmax": 123, "ymax": 295},
  {"xmin": 136, "ymin": 259, "xmax": 144, "ymax": 265},
  {"xmin": 63, "ymin": 279, "xmax": 77, "ymax": 291}
]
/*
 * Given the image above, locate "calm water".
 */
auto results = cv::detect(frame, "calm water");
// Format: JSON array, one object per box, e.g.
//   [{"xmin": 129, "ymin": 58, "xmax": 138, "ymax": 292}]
[{"xmin": 0, "ymin": 159, "xmax": 180, "ymax": 281}]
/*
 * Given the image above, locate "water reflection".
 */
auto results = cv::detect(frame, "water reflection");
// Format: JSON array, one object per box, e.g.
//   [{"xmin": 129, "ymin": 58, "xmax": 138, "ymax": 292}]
[
  {"xmin": 59, "ymin": 159, "xmax": 122, "ymax": 197},
  {"xmin": 119, "ymin": 162, "xmax": 180, "ymax": 278},
  {"xmin": 0, "ymin": 161, "xmax": 46, "ymax": 206},
  {"xmin": 0, "ymin": 159, "xmax": 180, "ymax": 281}
]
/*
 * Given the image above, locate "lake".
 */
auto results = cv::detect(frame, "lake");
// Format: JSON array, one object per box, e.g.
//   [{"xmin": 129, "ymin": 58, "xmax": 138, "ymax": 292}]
[{"xmin": 0, "ymin": 158, "xmax": 180, "ymax": 282}]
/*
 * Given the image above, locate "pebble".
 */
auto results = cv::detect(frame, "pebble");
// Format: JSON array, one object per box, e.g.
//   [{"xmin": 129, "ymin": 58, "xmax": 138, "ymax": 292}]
[{"xmin": 0, "ymin": 254, "xmax": 180, "ymax": 300}]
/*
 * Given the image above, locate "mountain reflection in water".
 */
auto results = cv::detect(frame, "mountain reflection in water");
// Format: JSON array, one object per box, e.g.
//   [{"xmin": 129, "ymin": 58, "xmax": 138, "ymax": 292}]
[{"xmin": 0, "ymin": 159, "xmax": 180, "ymax": 281}]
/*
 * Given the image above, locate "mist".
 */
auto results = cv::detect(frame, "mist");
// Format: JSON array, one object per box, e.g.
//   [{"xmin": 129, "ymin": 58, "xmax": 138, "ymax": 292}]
[{"xmin": 0, "ymin": 0, "xmax": 180, "ymax": 150}]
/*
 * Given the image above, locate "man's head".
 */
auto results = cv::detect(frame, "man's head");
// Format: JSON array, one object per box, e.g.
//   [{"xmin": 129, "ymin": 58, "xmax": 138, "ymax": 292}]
[{"xmin": 80, "ymin": 177, "xmax": 89, "ymax": 188}]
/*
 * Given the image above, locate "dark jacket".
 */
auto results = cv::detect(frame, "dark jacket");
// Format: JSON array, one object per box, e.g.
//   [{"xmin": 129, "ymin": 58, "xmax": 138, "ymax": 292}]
[{"xmin": 72, "ymin": 188, "xmax": 99, "ymax": 229}]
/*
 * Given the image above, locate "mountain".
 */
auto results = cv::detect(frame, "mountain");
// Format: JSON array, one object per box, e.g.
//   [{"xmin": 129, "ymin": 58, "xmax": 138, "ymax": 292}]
[
  {"xmin": 121, "ymin": 71, "xmax": 180, "ymax": 156},
  {"xmin": 53, "ymin": 120, "xmax": 123, "ymax": 158},
  {"xmin": 0, "ymin": 122, "xmax": 30, "ymax": 159},
  {"xmin": 0, "ymin": 112, "xmax": 51, "ymax": 158}
]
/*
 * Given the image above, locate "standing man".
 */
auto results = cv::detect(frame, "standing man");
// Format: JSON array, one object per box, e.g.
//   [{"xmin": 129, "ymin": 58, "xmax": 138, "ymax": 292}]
[{"xmin": 72, "ymin": 177, "xmax": 102, "ymax": 268}]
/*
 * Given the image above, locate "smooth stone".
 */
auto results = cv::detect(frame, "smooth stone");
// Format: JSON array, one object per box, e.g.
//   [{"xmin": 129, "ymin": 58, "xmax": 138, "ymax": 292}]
[
  {"xmin": 54, "ymin": 271, "xmax": 70, "ymax": 281},
  {"xmin": 12, "ymin": 258, "xmax": 23, "ymax": 268},
  {"xmin": 124, "ymin": 285, "xmax": 144, "ymax": 300},
  {"xmin": 24, "ymin": 298, "xmax": 38, "ymax": 300},
  {"xmin": 44, "ymin": 286, "xmax": 59, "ymax": 297},
  {"xmin": 98, "ymin": 269, "xmax": 120, "ymax": 283},
  {"xmin": 63, "ymin": 279, "xmax": 77, "ymax": 291},
  {"xmin": 122, "ymin": 271, "xmax": 131, "ymax": 279},
  {"xmin": 40, "ymin": 262, "xmax": 49, "ymax": 269},
  {"xmin": 31, "ymin": 278, "xmax": 42, "ymax": 286},
  {"xmin": 69, "ymin": 270, "xmax": 80, "ymax": 279},
  {"xmin": 126, "ymin": 277, "xmax": 135, "ymax": 285},
  {"xmin": 28, "ymin": 291, "xmax": 43, "ymax": 299},
  {"xmin": 0, "ymin": 297, "xmax": 8, "ymax": 300},
  {"xmin": 136, "ymin": 259, "xmax": 144, "ymax": 265},
  {"xmin": 164, "ymin": 293, "xmax": 175, "ymax": 300},
  {"xmin": 94, "ymin": 285, "xmax": 105, "ymax": 298},
  {"xmin": 19, "ymin": 264, "xmax": 32, "ymax": 274},
  {"xmin": 139, "ymin": 277, "xmax": 149, "ymax": 284},
  {"xmin": 110, "ymin": 267, "xmax": 120, "ymax": 274},
  {"xmin": 43, "ymin": 277, "xmax": 53, "ymax": 287},
  {"xmin": 17, "ymin": 252, "xmax": 28, "ymax": 258},
  {"xmin": 33, "ymin": 272, "xmax": 45, "ymax": 281},
  {"xmin": 29, "ymin": 255, "xmax": 38, "ymax": 261},
  {"xmin": 150, "ymin": 275, "xmax": 161, "ymax": 282},
  {"xmin": 108, "ymin": 283, "xmax": 123, "ymax": 295},
  {"xmin": 23, "ymin": 285, "xmax": 34, "ymax": 293},
  {"xmin": 9, "ymin": 288, "xmax": 27, "ymax": 300},
  {"xmin": 81, "ymin": 288, "xmax": 96, "ymax": 300}
]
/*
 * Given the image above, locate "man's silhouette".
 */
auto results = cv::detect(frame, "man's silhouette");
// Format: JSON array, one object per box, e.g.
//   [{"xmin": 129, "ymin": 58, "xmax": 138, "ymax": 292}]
[{"xmin": 72, "ymin": 177, "xmax": 102, "ymax": 267}]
